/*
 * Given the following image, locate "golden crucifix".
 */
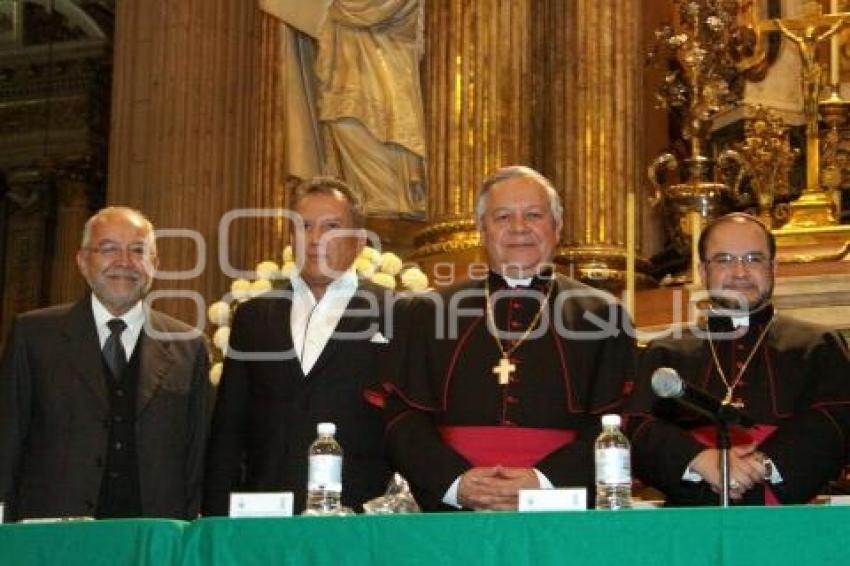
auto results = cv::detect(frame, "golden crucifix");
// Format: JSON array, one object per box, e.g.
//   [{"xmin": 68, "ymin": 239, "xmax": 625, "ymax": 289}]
[
  {"xmin": 760, "ymin": 2, "xmax": 849, "ymax": 136},
  {"xmin": 757, "ymin": 2, "xmax": 849, "ymax": 225},
  {"xmin": 491, "ymin": 356, "xmax": 516, "ymax": 386}
]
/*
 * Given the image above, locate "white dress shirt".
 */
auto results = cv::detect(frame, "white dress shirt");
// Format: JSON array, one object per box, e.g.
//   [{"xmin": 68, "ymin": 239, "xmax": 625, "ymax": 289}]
[
  {"xmin": 289, "ymin": 269, "xmax": 359, "ymax": 375},
  {"xmin": 91, "ymin": 294, "xmax": 145, "ymax": 358}
]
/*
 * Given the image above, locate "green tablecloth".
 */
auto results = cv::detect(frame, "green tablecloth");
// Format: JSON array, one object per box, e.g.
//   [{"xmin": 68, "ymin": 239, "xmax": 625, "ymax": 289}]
[
  {"xmin": 182, "ymin": 506, "xmax": 850, "ymax": 566},
  {"xmin": 0, "ymin": 518, "xmax": 185, "ymax": 566},
  {"xmin": 2, "ymin": 506, "xmax": 850, "ymax": 566}
]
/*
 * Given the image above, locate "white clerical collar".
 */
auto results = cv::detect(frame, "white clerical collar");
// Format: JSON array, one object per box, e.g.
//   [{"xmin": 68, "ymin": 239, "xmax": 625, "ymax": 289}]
[
  {"xmin": 503, "ymin": 275, "xmax": 534, "ymax": 288},
  {"xmin": 707, "ymin": 307, "xmax": 748, "ymax": 329}
]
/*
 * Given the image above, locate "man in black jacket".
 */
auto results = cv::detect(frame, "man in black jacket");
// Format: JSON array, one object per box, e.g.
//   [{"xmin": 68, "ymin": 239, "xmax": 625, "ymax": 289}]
[
  {"xmin": 628, "ymin": 213, "xmax": 850, "ymax": 505},
  {"xmin": 203, "ymin": 177, "xmax": 393, "ymax": 515},
  {"xmin": 0, "ymin": 206, "xmax": 209, "ymax": 521}
]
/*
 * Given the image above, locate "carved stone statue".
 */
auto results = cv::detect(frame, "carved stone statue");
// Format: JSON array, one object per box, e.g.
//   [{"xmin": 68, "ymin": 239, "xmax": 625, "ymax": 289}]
[{"xmin": 259, "ymin": 0, "xmax": 427, "ymax": 219}]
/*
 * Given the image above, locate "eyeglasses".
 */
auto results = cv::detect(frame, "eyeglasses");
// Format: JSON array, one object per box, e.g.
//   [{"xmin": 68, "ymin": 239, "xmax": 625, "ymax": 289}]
[
  {"xmin": 85, "ymin": 243, "xmax": 151, "ymax": 260},
  {"xmin": 705, "ymin": 252, "xmax": 771, "ymax": 269}
]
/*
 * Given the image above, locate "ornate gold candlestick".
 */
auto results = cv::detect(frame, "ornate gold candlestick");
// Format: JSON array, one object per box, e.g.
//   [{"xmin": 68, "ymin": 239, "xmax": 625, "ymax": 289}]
[
  {"xmin": 647, "ymin": 0, "xmax": 749, "ymax": 269},
  {"xmin": 818, "ymin": 89, "xmax": 850, "ymax": 215}
]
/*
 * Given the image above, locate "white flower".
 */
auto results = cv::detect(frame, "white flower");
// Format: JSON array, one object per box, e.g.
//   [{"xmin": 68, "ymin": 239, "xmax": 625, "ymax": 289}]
[
  {"xmin": 401, "ymin": 267, "xmax": 429, "ymax": 292},
  {"xmin": 379, "ymin": 252, "xmax": 403, "ymax": 276},
  {"xmin": 370, "ymin": 272, "xmax": 397, "ymax": 289},
  {"xmin": 283, "ymin": 245, "xmax": 293, "ymax": 263},
  {"xmin": 359, "ymin": 246, "xmax": 381, "ymax": 264},
  {"xmin": 207, "ymin": 301, "xmax": 232, "ymax": 327},
  {"xmin": 231, "ymin": 279, "xmax": 252, "ymax": 301},
  {"xmin": 255, "ymin": 261, "xmax": 280, "ymax": 280},
  {"xmin": 354, "ymin": 256, "xmax": 376, "ymax": 277},
  {"xmin": 209, "ymin": 362, "xmax": 224, "ymax": 386},
  {"xmin": 212, "ymin": 326, "xmax": 231, "ymax": 353},
  {"xmin": 280, "ymin": 261, "xmax": 297, "ymax": 279},
  {"xmin": 249, "ymin": 279, "xmax": 273, "ymax": 297}
]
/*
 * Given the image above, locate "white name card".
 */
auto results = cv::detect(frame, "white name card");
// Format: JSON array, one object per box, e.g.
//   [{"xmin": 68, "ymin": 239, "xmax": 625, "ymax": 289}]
[
  {"xmin": 518, "ymin": 488, "xmax": 587, "ymax": 512},
  {"xmin": 229, "ymin": 492, "xmax": 294, "ymax": 518},
  {"xmin": 828, "ymin": 495, "xmax": 850, "ymax": 506},
  {"xmin": 0, "ymin": 502, "xmax": 4, "ymax": 523}
]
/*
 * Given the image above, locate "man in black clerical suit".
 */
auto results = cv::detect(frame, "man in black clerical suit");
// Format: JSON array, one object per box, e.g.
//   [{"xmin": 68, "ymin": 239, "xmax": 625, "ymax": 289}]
[
  {"xmin": 379, "ymin": 165, "xmax": 634, "ymax": 511},
  {"xmin": 627, "ymin": 213, "xmax": 850, "ymax": 505},
  {"xmin": 0, "ymin": 207, "xmax": 210, "ymax": 521},
  {"xmin": 203, "ymin": 177, "xmax": 393, "ymax": 515}
]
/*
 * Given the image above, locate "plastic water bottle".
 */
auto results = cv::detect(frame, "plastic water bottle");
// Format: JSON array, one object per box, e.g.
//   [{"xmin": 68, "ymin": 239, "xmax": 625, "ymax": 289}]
[
  {"xmin": 304, "ymin": 422, "xmax": 343, "ymax": 515},
  {"xmin": 595, "ymin": 414, "xmax": 632, "ymax": 509}
]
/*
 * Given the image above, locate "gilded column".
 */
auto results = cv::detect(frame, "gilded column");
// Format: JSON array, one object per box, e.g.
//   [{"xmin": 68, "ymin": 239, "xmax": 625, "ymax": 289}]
[
  {"xmin": 49, "ymin": 160, "xmax": 94, "ymax": 305},
  {"xmin": 109, "ymin": 0, "xmax": 266, "ymax": 324},
  {"xmin": 245, "ymin": 13, "xmax": 291, "ymax": 260},
  {"xmin": 539, "ymin": 0, "xmax": 647, "ymax": 287},
  {"xmin": 412, "ymin": 0, "xmax": 535, "ymax": 273},
  {"xmin": 414, "ymin": 1, "xmax": 648, "ymax": 287}
]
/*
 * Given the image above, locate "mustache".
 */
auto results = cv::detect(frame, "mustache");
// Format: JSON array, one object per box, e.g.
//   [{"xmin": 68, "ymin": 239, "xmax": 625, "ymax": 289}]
[{"xmin": 104, "ymin": 267, "xmax": 141, "ymax": 280}]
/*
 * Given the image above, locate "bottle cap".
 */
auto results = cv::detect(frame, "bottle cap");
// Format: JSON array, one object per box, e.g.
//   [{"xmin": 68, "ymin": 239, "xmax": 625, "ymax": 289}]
[
  {"xmin": 601, "ymin": 414, "xmax": 621, "ymax": 427},
  {"xmin": 317, "ymin": 422, "xmax": 336, "ymax": 436}
]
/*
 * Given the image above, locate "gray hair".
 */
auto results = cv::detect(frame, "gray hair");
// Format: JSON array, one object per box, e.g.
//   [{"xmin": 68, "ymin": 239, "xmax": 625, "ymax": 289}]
[
  {"xmin": 475, "ymin": 165, "xmax": 564, "ymax": 230},
  {"xmin": 81, "ymin": 206, "xmax": 157, "ymax": 255},
  {"xmin": 292, "ymin": 176, "xmax": 366, "ymax": 228}
]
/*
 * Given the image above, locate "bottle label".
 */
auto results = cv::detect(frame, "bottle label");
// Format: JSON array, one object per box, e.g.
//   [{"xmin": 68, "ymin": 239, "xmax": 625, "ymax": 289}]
[
  {"xmin": 308, "ymin": 455, "xmax": 342, "ymax": 492},
  {"xmin": 595, "ymin": 447, "xmax": 631, "ymax": 484}
]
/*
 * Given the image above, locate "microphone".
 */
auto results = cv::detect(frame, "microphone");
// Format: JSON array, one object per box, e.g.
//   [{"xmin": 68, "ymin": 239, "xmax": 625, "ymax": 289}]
[{"xmin": 651, "ymin": 367, "xmax": 754, "ymax": 428}]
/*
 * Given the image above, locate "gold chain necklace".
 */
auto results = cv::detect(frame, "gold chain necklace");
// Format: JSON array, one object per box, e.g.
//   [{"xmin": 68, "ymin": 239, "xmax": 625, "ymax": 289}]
[
  {"xmin": 484, "ymin": 277, "xmax": 555, "ymax": 386},
  {"xmin": 707, "ymin": 315, "xmax": 775, "ymax": 407}
]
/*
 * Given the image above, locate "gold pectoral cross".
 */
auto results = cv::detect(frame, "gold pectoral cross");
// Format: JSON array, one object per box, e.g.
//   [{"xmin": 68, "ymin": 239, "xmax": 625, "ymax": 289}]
[{"xmin": 492, "ymin": 356, "xmax": 516, "ymax": 386}]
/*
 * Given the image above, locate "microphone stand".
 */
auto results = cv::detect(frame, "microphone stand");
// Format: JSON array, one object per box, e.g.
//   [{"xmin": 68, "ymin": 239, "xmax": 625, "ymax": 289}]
[
  {"xmin": 717, "ymin": 415, "xmax": 732, "ymax": 507},
  {"xmin": 716, "ymin": 404, "xmax": 739, "ymax": 508}
]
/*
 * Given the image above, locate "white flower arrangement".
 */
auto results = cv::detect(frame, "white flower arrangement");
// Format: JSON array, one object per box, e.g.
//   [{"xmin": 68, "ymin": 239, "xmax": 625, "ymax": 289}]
[
  {"xmin": 254, "ymin": 260, "xmax": 280, "ymax": 280},
  {"xmin": 207, "ymin": 301, "xmax": 232, "ymax": 326},
  {"xmin": 370, "ymin": 272, "xmax": 396, "ymax": 289},
  {"xmin": 209, "ymin": 362, "xmax": 224, "ymax": 386},
  {"xmin": 212, "ymin": 326, "xmax": 231, "ymax": 356},
  {"xmin": 206, "ymin": 245, "xmax": 430, "ymax": 384}
]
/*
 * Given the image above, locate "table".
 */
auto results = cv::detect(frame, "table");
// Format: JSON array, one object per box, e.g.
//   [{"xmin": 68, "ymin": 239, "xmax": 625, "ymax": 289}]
[
  {"xmin": 181, "ymin": 506, "xmax": 850, "ymax": 566},
  {"xmin": 0, "ymin": 518, "xmax": 185, "ymax": 566},
  {"xmin": 2, "ymin": 506, "xmax": 849, "ymax": 565}
]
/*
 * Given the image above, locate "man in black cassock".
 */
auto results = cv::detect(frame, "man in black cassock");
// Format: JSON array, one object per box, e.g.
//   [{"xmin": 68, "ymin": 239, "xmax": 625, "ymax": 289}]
[
  {"xmin": 380, "ymin": 166, "xmax": 634, "ymax": 511},
  {"xmin": 627, "ymin": 213, "xmax": 850, "ymax": 505}
]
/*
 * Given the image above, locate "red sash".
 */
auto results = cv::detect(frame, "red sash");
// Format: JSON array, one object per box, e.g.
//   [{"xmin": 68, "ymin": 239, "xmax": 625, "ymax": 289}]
[
  {"xmin": 439, "ymin": 426, "xmax": 577, "ymax": 467},
  {"xmin": 691, "ymin": 424, "xmax": 779, "ymax": 505}
]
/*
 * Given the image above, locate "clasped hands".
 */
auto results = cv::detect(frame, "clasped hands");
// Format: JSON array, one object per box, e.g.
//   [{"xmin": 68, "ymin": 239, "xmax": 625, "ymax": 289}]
[
  {"xmin": 457, "ymin": 466, "xmax": 539, "ymax": 511},
  {"xmin": 689, "ymin": 443, "xmax": 768, "ymax": 500}
]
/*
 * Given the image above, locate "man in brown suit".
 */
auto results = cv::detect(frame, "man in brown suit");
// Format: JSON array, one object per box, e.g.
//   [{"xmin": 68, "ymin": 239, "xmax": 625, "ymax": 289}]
[{"xmin": 0, "ymin": 206, "xmax": 209, "ymax": 521}]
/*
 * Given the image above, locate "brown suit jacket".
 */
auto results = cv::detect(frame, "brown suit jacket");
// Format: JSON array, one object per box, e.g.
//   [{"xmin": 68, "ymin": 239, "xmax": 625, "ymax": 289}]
[{"xmin": 0, "ymin": 296, "xmax": 210, "ymax": 520}]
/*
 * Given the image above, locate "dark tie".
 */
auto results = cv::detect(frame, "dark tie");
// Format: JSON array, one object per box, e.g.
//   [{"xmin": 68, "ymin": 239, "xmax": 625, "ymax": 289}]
[{"xmin": 104, "ymin": 318, "xmax": 128, "ymax": 379}]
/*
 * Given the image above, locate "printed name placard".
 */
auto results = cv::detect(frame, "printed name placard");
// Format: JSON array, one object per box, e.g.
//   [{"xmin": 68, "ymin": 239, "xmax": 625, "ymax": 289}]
[
  {"xmin": 518, "ymin": 488, "xmax": 587, "ymax": 512},
  {"xmin": 828, "ymin": 495, "xmax": 850, "ymax": 506},
  {"xmin": 229, "ymin": 492, "xmax": 294, "ymax": 518}
]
